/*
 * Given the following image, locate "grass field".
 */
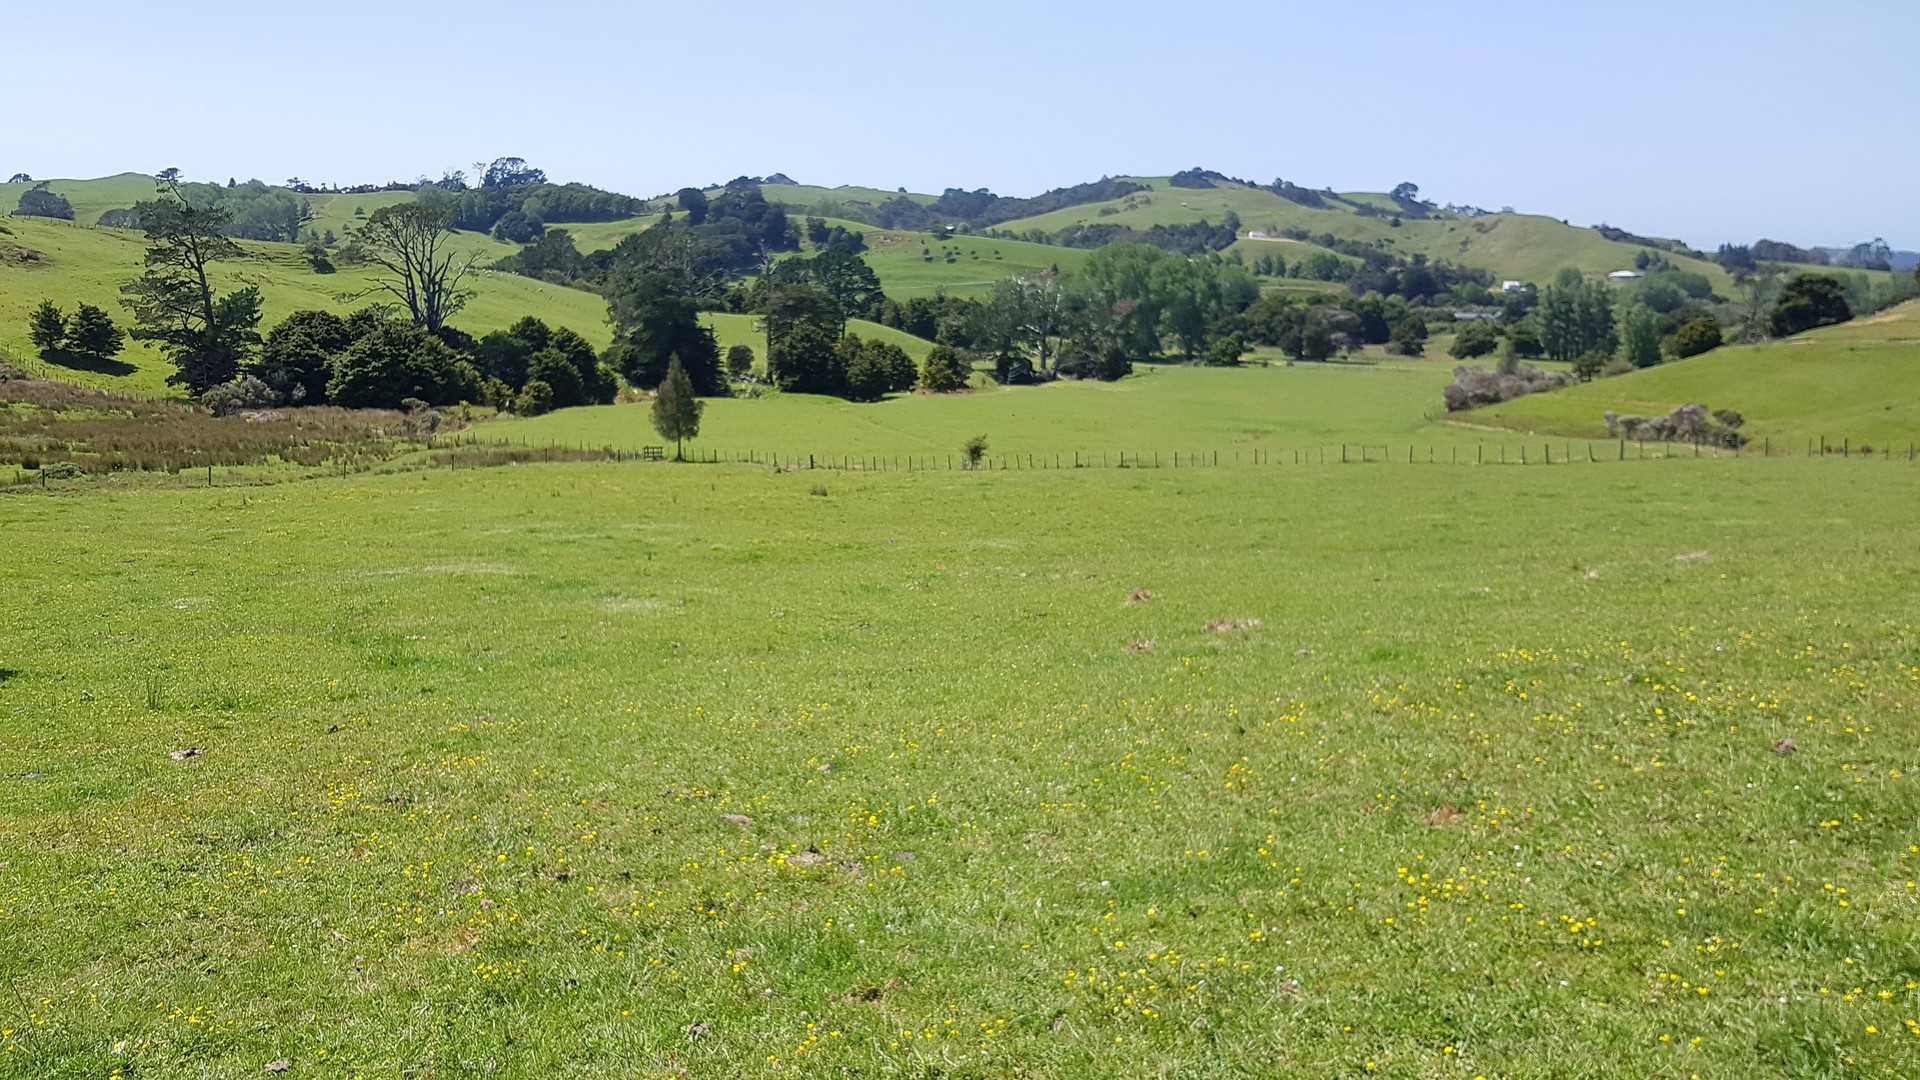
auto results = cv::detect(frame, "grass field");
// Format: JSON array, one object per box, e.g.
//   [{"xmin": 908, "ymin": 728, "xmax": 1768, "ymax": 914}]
[
  {"xmin": 469, "ymin": 359, "xmax": 1477, "ymax": 459},
  {"xmin": 1473, "ymin": 300, "xmax": 1920, "ymax": 447},
  {"xmin": 4, "ymin": 452, "xmax": 1919, "ymax": 1078}
]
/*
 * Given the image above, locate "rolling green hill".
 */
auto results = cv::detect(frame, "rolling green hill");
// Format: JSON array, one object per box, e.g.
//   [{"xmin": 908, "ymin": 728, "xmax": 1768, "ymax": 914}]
[
  {"xmin": 982, "ymin": 176, "xmax": 1743, "ymax": 293},
  {"xmin": 1468, "ymin": 299, "xmax": 1920, "ymax": 445},
  {"xmin": 0, "ymin": 211, "xmax": 928, "ymax": 397},
  {"xmin": 0, "ymin": 215, "xmax": 607, "ymax": 396},
  {"xmin": 1, "ymin": 172, "xmax": 164, "ymax": 225},
  {"xmin": 558, "ymin": 214, "xmax": 1088, "ymax": 299}
]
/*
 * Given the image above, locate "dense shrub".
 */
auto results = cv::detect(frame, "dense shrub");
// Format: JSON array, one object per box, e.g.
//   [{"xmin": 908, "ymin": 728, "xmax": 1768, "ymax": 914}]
[
  {"xmin": 13, "ymin": 187, "xmax": 74, "ymax": 220},
  {"xmin": 1768, "ymin": 275, "xmax": 1851, "ymax": 337},
  {"xmin": 514, "ymin": 379, "xmax": 555, "ymax": 416},
  {"xmin": 327, "ymin": 323, "xmax": 483, "ymax": 408},
  {"xmin": 918, "ymin": 345, "xmax": 973, "ymax": 392},
  {"xmin": 203, "ymin": 376, "xmax": 280, "ymax": 417},
  {"xmin": 839, "ymin": 336, "xmax": 917, "ymax": 402},
  {"xmin": 1604, "ymin": 403, "xmax": 1745, "ymax": 447},
  {"xmin": 1449, "ymin": 321, "xmax": 1500, "ymax": 359},
  {"xmin": 1670, "ymin": 316, "xmax": 1723, "ymax": 358},
  {"xmin": 726, "ymin": 344, "xmax": 756, "ymax": 379},
  {"xmin": 1442, "ymin": 363, "xmax": 1572, "ymax": 411}
]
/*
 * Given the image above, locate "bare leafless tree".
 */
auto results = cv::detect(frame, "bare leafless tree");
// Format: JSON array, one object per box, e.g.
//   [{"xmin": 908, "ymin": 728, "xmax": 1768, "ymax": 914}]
[{"xmin": 345, "ymin": 204, "xmax": 477, "ymax": 333}]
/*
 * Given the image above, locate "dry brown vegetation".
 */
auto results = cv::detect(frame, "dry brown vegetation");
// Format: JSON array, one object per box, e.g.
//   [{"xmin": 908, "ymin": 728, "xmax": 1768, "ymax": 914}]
[{"xmin": 0, "ymin": 376, "xmax": 415, "ymax": 475}]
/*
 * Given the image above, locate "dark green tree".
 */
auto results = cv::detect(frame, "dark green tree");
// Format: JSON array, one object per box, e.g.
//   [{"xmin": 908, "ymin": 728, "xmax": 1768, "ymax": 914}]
[
  {"xmin": 1670, "ymin": 316, "xmax": 1723, "ymax": 358},
  {"xmin": 725, "ymin": 344, "xmax": 756, "ymax": 379},
  {"xmin": 839, "ymin": 336, "xmax": 917, "ymax": 401},
  {"xmin": 515, "ymin": 379, "xmax": 555, "ymax": 416},
  {"xmin": 1071, "ymin": 243, "xmax": 1170, "ymax": 358},
  {"xmin": 120, "ymin": 175, "xmax": 262, "ymax": 394},
  {"xmin": 14, "ymin": 186, "xmax": 74, "ymax": 220},
  {"xmin": 1449, "ymin": 320, "xmax": 1499, "ymax": 359},
  {"xmin": 767, "ymin": 321, "xmax": 843, "ymax": 395},
  {"xmin": 28, "ymin": 299, "xmax": 66, "ymax": 351},
  {"xmin": 676, "ymin": 188, "xmax": 709, "ymax": 226},
  {"xmin": 250, "ymin": 309, "xmax": 355, "ymax": 404},
  {"xmin": 1571, "ymin": 350, "xmax": 1610, "ymax": 381},
  {"xmin": 771, "ymin": 246, "xmax": 886, "ymax": 321},
  {"xmin": 1618, "ymin": 304, "xmax": 1663, "ymax": 368},
  {"xmin": 1386, "ymin": 318, "xmax": 1427, "ymax": 357},
  {"xmin": 491, "ymin": 209, "xmax": 545, "ymax": 244},
  {"xmin": 604, "ymin": 270, "xmax": 723, "ymax": 393},
  {"xmin": 1768, "ymin": 274, "xmax": 1851, "ymax": 337},
  {"xmin": 761, "ymin": 282, "xmax": 845, "ymax": 359},
  {"xmin": 527, "ymin": 347, "xmax": 587, "ymax": 407},
  {"xmin": 326, "ymin": 321, "xmax": 483, "ymax": 408},
  {"xmin": 918, "ymin": 344, "xmax": 971, "ymax": 392},
  {"xmin": 1537, "ymin": 279, "xmax": 1615, "ymax": 361},
  {"xmin": 66, "ymin": 304, "xmax": 125, "ymax": 360},
  {"xmin": 973, "ymin": 272, "xmax": 1071, "ymax": 373},
  {"xmin": 650, "ymin": 355, "xmax": 704, "ymax": 459}
]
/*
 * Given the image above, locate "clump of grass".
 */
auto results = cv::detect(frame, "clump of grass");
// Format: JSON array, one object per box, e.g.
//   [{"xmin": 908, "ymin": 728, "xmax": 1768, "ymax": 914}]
[{"xmin": 808, "ymin": 484, "xmax": 828, "ymax": 497}]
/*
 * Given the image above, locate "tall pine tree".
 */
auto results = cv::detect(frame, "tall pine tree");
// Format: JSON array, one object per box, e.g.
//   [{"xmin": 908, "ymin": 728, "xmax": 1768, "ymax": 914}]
[
  {"xmin": 650, "ymin": 355, "xmax": 704, "ymax": 460},
  {"xmin": 121, "ymin": 172, "xmax": 262, "ymax": 394}
]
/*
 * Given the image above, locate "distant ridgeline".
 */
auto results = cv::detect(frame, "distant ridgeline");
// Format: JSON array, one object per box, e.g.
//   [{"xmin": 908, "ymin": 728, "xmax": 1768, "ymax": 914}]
[{"xmin": 848, "ymin": 178, "xmax": 1150, "ymax": 232}]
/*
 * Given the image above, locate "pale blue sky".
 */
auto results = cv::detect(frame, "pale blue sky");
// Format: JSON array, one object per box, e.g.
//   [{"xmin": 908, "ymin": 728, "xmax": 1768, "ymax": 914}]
[{"xmin": 12, "ymin": 0, "xmax": 1916, "ymax": 248}]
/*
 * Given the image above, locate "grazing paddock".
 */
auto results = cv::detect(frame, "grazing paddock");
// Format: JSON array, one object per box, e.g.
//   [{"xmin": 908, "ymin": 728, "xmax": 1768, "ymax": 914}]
[{"xmin": 2, "ymin": 456, "xmax": 1917, "ymax": 1077}]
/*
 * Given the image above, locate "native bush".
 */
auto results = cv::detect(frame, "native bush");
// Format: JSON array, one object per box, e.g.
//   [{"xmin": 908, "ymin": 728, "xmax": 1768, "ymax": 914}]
[{"xmin": 203, "ymin": 376, "xmax": 280, "ymax": 417}]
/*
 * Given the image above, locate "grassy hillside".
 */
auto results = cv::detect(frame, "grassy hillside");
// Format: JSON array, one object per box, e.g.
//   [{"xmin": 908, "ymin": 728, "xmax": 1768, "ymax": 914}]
[
  {"xmin": 559, "ymin": 215, "xmax": 1088, "ymax": 300},
  {"xmin": 764, "ymin": 182, "xmax": 937, "ymax": 212},
  {"xmin": 1470, "ymin": 300, "xmax": 1920, "ymax": 445},
  {"xmin": 0, "ymin": 216, "xmax": 608, "ymax": 396},
  {"xmin": 985, "ymin": 177, "xmax": 1741, "ymax": 293},
  {"xmin": 701, "ymin": 312, "xmax": 931, "ymax": 374},
  {"xmin": 837, "ymin": 219, "xmax": 1088, "ymax": 298},
  {"xmin": 2, "ymin": 173, "xmax": 164, "ymax": 225}
]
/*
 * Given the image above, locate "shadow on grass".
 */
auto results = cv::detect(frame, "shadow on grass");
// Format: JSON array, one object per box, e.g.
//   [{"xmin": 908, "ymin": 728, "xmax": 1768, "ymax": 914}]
[
  {"xmin": 40, "ymin": 348, "xmax": 137, "ymax": 378},
  {"xmin": 0, "ymin": 668, "xmax": 19, "ymax": 683}
]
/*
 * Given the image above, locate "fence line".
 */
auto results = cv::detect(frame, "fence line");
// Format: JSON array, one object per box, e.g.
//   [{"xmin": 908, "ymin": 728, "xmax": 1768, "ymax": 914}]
[
  {"xmin": 9, "ymin": 436, "xmax": 1916, "ymax": 491},
  {"xmin": 414, "ymin": 434, "xmax": 1920, "ymax": 473}
]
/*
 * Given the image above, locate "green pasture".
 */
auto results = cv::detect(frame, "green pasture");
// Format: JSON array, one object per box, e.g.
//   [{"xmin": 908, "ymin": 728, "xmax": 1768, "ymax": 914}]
[
  {"xmin": 470, "ymin": 359, "xmax": 1483, "ymax": 458},
  {"xmin": 3, "ymin": 453, "xmax": 1919, "ymax": 1077},
  {"xmin": 845, "ymin": 223, "xmax": 1089, "ymax": 299},
  {"xmin": 1473, "ymin": 300, "xmax": 1920, "ymax": 446}
]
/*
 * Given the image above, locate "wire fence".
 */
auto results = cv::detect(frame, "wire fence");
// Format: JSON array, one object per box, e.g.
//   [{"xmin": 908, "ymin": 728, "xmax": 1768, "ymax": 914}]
[
  {"xmin": 7, "ymin": 435, "xmax": 1916, "ymax": 492},
  {"xmin": 424, "ymin": 434, "xmax": 1920, "ymax": 472}
]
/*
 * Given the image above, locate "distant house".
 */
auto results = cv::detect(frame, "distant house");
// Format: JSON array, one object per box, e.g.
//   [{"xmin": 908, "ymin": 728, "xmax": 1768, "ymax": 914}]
[
  {"xmin": 1607, "ymin": 270, "xmax": 1643, "ymax": 281},
  {"xmin": 1453, "ymin": 311, "xmax": 1498, "ymax": 321},
  {"xmin": 1500, "ymin": 280, "xmax": 1525, "ymax": 294},
  {"xmin": 1247, "ymin": 230, "xmax": 1269, "ymax": 240}
]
